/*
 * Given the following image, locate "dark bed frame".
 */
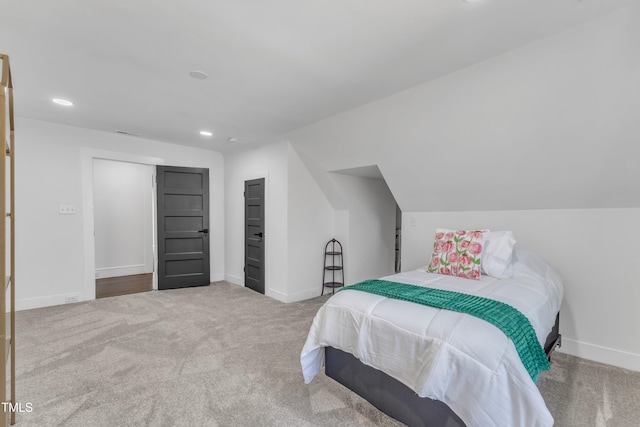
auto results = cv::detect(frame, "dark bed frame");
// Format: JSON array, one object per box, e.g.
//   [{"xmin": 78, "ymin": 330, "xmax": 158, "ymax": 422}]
[{"xmin": 325, "ymin": 314, "xmax": 561, "ymax": 427}]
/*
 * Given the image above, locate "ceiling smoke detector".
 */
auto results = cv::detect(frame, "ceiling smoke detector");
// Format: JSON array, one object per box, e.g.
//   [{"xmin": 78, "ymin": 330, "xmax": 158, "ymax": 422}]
[{"xmin": 189, "ymin": 70, "xmax": 209, "ymax": 80}]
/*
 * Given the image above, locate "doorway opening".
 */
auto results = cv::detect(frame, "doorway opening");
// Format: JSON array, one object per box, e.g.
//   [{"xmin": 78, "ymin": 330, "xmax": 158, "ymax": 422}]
[
  {"xmin": 93, "ymin": 159, "xmax": 155, "ymax": 298},
  {"xmin": 96, "ymin": 274, "xmax": 153, "ymax": 298}
]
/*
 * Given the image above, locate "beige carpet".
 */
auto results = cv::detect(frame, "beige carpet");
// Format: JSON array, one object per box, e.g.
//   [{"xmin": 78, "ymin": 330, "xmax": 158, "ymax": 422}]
[{"xmin": 13, "ymin": 282, "xmax": 640, "ymax": 426}]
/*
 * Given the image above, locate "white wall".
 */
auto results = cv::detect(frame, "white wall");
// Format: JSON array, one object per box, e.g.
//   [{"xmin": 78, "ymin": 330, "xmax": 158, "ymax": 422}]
[
  {"xmin": 15, "ymin": 118, "xmax": 225, "ymax": 310},
  {"xmin": 225, "ymin": 143, "xmax": 396, "ymax": 303},
  {"xmin": 401, "ymin": 209, "xmax": 640, "ymax": 372},
  {"xmin": 286, "ymin": 145, "xmax": 334, "ymax": 301},
  {"xmin": 93, "ymin": 159, "xmax": 153, "ymax": 279},
  {"xmin": 275, "ymin": 6, "xmax": 640, "ymax": 371},
  {"xmin": 224, "ymin": 142, "xmax": 289, "ymax": 300}
]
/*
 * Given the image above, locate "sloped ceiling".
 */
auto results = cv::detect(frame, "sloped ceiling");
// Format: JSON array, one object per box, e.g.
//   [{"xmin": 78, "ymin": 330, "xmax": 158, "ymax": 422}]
[
  {"xmin": 286, "ymin": 3, "xmax": 640, "ymax": 212},
  {"xmin": 1, "ymin": 0, "xmax": 635, "ymax": 152}
]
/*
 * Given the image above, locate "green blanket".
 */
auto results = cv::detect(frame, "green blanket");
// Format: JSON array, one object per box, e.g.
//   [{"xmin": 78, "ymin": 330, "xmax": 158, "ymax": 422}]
[{"xmin": 339, "ymin": 279, "xmax": 550, "ymax": 383}]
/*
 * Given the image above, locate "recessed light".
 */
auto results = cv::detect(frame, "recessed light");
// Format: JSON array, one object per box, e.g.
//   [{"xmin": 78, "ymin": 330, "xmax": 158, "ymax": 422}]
[
  {"xmin": 190, "ymin": 70, "xmax": 209, "ymax": 80},
  {"xmin": 200, "ymin": 130, "xmax": 213, "ymax": 137},
  {"xmin": 52, "ymin": 98, "xmax": 73, "ymax": 106}
]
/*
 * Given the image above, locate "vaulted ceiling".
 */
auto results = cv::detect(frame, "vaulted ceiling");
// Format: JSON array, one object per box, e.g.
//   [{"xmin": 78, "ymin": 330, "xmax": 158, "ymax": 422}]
[{"xmin": 1, "ymin": 0, "xmax": 634, "ymax": 152}]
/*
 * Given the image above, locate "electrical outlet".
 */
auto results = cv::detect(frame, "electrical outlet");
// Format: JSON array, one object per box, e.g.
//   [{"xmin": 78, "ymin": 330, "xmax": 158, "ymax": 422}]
[
  {"xmin": 59, "ymin": 204, "xmax": 77, "ymax": 215},
  {"xmin": 64, "ymin": 293, "xmax": 79, "ymax": 303}
]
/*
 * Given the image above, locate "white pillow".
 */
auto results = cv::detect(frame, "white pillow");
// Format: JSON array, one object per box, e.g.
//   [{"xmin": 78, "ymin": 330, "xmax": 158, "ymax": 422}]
[{"xmin": 481, "ymin": 231, "xmax": 516, "ymax": 279}]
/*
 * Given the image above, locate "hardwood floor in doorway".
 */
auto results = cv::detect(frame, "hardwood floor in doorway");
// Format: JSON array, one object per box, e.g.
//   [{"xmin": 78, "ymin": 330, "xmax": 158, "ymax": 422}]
[{"xmin": 96, "ymin": 273, "xmax": 153, "ymax": 299}]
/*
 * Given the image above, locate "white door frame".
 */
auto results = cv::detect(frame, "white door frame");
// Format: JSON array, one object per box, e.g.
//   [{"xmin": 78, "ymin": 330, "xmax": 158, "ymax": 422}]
[{"xmin": 81, "ymin": 148, "xmax": 165, "ymax": 301}]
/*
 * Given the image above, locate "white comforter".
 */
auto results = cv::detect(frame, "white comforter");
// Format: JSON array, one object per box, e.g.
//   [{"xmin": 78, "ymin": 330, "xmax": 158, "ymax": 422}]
[{"xmin": 301, "ymin": 249, "xmax": 563, "ymax": 427}]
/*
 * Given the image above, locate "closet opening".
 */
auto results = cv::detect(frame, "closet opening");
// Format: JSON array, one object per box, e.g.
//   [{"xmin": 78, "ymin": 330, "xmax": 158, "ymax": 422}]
[{"xmin": 328, "ymin": 165, "xmax": 398, "ymax": 282}]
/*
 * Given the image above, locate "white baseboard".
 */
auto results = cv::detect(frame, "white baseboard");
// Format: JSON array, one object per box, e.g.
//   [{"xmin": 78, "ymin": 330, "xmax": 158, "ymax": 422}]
[
  {"xmin": 271, "ymin": 287, "xmax": 322, "ymax": 303},
  {"xmin": 558, "ymin": 337, "xmax": 640, "ymax": 372},
  {"xmin": 224, "ymin": 274, "xmax": 243, "ymax": 286},
  {"xmin": 222, "ymin": 276, "xmax": 322, "ymax": 303},
  {"xmin": 265, "ymin": 288, "xmax": 287, "ymax": 302},
  {"xmin": 210, "ymin": 272, "xmax": 225, "ymax": 282},
  {"xmin": 17, "ymin": 293, "xmax": 89, "ymax": 311},
  {"xmin": 289, "ymin": 288, "xmax": 323, "ymax": 303},
  {"xmin": 95, "ymin": 265, "xmax": 149, "ymax": 279}
]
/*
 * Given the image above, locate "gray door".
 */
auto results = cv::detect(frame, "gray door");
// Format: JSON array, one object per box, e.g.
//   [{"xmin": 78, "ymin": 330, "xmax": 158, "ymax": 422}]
[
  {"xmin": 157, "ymin": 166, "xmax": 210, "ymax": 290},
  {"xmin": 245, "ymin": 178, "xmax": 265, "ymax": 294}
]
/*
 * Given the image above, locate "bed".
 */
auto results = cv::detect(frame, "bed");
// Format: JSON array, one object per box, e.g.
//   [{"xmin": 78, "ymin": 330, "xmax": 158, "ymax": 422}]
[{"xmin": 301, "ymin": 230, "xmax": 563, "ymax": 427}]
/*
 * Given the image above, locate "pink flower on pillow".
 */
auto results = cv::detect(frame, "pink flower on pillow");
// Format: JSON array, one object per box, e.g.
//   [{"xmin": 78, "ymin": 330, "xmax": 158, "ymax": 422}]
[
  {"xmin": 459, "ymin": 240, "xmax": 470, "ymax": 249},
  {"xmin": 442, "ymin": 241, "xmax": 455, "ymax": 253},
  {"xmin": 440, "ymin": 267, "xmax": 451, "ymax": 275},
  {"xmin": 459, "ymin": 254, "xmax": 472, "ymax": 266},
  {"xmin": 468, "ymin": 242, "xmax": 483, "ymax": 255},
  {"xmin": 471, "ymin": 270, "xmax": 481, "ymax": 280},
  {"xmin": 456, "ymin": 230, "xmax": 466, "ymax": 236},
  {"xmin": 444, "ymin": 232, "xmax": 455, "ymax": 240},
  {"xmin": 469, "ymin": 231, "xmax": 484, "ymax": 239},
  {"xmin": 448, "ymin": 252, "xmax": 459, "ymax": 263},
  {"xmin": 429, "ymin": 257, "xmax": 439, "ymax": 269},
  {"xmin": 434, "ymin": 241, "xmax": 444, "ymax": 254},
  {"xmin": 435, "ymin": 232, "xmax": 444, "ymax": 240}
]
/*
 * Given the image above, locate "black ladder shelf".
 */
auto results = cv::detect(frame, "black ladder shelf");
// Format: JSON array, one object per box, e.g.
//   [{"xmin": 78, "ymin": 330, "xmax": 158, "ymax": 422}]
[{"xmin": 322, "ymin": 239, "xmax": 344, "ymax": 295}]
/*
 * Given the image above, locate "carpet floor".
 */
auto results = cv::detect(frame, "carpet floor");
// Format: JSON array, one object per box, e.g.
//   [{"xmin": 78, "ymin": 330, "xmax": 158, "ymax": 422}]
[{"xmin": 13, "ymin": 281, "xmax": 640, "ymax": 426}]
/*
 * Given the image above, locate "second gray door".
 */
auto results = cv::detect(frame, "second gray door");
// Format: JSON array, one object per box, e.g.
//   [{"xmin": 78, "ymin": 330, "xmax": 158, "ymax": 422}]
[{"xmin": 245, "ymin": 178, "xmax": 265, "ymax": 294}]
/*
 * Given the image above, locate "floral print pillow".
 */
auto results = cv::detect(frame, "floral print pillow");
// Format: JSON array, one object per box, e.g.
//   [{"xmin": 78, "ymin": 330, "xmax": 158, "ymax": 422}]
[{"xmin": 427, "ymin": 228, "xmax": 488, "ymax": 280}]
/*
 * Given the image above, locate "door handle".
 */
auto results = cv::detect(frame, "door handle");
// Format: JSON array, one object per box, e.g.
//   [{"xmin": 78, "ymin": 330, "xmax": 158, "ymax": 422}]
[
  {"xmin": 198, "ymin": 229, "xmax": 209, "ymax": 234},
  {"xmin": 254, "ymin": 232, "xmax": 264, "ymax": 238}
]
